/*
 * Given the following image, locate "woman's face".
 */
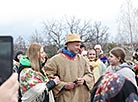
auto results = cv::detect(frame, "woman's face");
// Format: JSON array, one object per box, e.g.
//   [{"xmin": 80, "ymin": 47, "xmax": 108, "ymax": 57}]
[
  {"xmin": 39, "ymin": 47, "xmax": 46, "ymax": 62},
  {"xmin": 87, "ymin": 49, "xmax": 96, "ymax": 61},
  {"xmin": 108, "ymin": 53, "xmax": 120, "ymax": 66},
  {"xmin": 95, "ymin": 48, "xmax": 101, "ymax": 54}
]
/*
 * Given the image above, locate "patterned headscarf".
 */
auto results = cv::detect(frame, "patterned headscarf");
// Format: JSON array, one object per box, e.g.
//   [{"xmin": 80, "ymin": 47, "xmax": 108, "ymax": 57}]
[{"xmin": 91, "ymin": 72, "xmax": 138, "ymax": 102}]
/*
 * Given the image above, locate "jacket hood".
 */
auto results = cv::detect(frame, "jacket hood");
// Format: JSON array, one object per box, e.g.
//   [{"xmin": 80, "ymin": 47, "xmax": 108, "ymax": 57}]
[{"xmin": 119, "ymin": 63, "xmax": 133, "ymax": 69}]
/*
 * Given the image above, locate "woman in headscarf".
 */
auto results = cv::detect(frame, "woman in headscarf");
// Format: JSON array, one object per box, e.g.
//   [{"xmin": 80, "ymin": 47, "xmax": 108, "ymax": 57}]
[
  {"xmin": 91, "ymin": 72, "xmax": 138, "ymax": 102},
  {"xmin": 105, "ymin": 47, "xmax": 137, "ymax": 87},
  {"xmin": 19, "ymin": 43, "xmax": 60, "ymax": 102}
]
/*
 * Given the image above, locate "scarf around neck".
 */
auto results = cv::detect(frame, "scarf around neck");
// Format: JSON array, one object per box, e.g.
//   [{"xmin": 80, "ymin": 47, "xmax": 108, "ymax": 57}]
[{"xmin": 61, "ymin": 47, "xmax": 76, "ymax": 58}]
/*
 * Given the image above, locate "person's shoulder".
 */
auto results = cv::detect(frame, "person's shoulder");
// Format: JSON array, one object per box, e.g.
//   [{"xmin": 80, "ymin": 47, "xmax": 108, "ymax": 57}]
[
  {"xmin": 118, "ymin": 67, "xmax": 135, "ymax": 76},
  {"xmin": 77, "ymin": 54, "xmax": 88, "ymax": 60},
  {"xmin": 107, "ymin": 65, "xmax": 112, "ymax": 69},
  {"xmin": 49, "ymin": 53, "xmax": 61, "ymax": 59},
  {"xmin": 20, "ymin": 68, "xmax": 33, "ymax": 74},
  {"xmin": 76, "ymin": 53, "xmax": 81, "ymax": 58},
  {"xmin": 97, "ymin": 59, "xmax": 103, "ymax": 63},
  {"xmin": 48, "ymin": 53, "xmax": 65, "ymax": 62},
  {"xmin": 105, "ymin": 65, "xmax": 112, "ymax": 72},
  {"xmin": 120, "ymin": 67, "xmax": 133, "ymax": 72}
]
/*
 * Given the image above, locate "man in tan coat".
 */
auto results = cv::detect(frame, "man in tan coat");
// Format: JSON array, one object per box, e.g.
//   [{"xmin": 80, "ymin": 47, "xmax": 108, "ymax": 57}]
[{"xmin": 44, "ymin": 34, "xmax": 94, "ymax": 102}]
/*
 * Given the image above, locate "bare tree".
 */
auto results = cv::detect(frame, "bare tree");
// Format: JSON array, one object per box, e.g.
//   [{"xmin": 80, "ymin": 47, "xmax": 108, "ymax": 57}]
[
  {"xmin": 65, "ymin": 16, "xmax": 92, "ymax": 41},
  {"xmin": 29, "ymin": 29, "xmax": 45, "ymax": 45},
  {"xmin": 42, "ymin": 19, "xmax": 66, "ymax": 49},
  {"xmin": 14, "ymin": 36, "xmax": 26, "ymax": 54},
  {"xmin": 42, "ymin": 17, "xmax": 95, "ymax": 48},
  {"xmin": 133, "ymin": 8, "xmax": 138, "ymax": 40},
  {"xmin": 39, "ymin": 17, "xmax": 109, "ymax": 56},
  {"xmin": 117, "ymin": 0, "xmax": 138, "ymax": 51},
  {"xmin": 65, "ymin": 17, "xmax": 109, "ymax": 45},
  {"xmin": 91, "ymin": 21, "xmax": 108, "ymax": 44}
]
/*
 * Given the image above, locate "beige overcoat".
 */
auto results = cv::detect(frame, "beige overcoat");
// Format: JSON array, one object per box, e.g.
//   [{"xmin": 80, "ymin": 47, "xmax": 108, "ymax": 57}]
[{"xmin": 45, "ymin": 53, "xmax": 94, "ymax": 102}]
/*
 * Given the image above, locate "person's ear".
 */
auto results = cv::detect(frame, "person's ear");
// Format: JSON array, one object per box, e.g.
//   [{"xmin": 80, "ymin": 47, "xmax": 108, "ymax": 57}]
[{"xmin": 117, "ymin": 57, "xmax": 121, "ymax": 62}]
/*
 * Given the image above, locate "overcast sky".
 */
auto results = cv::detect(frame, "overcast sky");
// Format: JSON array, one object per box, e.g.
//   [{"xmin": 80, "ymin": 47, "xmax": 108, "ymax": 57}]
[{"xmin": 0, "ymin": 0, "xmax": 138, "ymax": 41}]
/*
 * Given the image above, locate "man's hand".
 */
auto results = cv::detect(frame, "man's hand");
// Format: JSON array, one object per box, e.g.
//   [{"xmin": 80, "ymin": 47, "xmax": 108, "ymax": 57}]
[
  {"xmin": 76, "ymin": 78, "xmax": 85, "ymax": 85},
  {"xmin": 64, "ymin": 82, "xmax": 76, "ymax": 90}
]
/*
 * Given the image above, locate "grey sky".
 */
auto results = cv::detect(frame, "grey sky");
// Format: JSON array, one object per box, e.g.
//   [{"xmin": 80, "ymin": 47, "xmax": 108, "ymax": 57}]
[{"xmin": 0, "ymin": 0, "xmax": 138, "ymax": 42}]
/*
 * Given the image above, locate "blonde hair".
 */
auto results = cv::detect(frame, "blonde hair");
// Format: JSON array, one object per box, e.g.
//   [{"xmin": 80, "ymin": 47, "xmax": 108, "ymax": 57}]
[{"xmin": 26, "ymin": 43, "xmax": 41, "ymax": 71}]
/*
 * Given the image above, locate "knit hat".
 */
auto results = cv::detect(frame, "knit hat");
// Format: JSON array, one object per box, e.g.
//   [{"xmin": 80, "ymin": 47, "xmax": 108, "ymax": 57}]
[
  {"xmin": 14, "ymin": 50, "xmax": 24, "ymax": 62},
  {"xmin": 94, "ymin": 44, "xmax": 102, "ymax": 50},
  {"xmin": 65, "ymin": 34, "xmax": 81, "ymax": 45}
]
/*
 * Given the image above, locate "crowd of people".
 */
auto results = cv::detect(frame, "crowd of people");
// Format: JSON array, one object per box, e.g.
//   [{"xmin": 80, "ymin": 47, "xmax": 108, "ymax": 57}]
[{"xmin": 1, "ymin": 33, "xmax": 138, "ymax": 102}]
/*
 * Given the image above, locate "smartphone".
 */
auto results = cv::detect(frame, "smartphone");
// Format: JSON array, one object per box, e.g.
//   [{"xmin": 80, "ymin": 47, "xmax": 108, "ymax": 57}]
[{"xmin": 0, "ymin": 36, "xmax": 13, "ymax": 85}]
